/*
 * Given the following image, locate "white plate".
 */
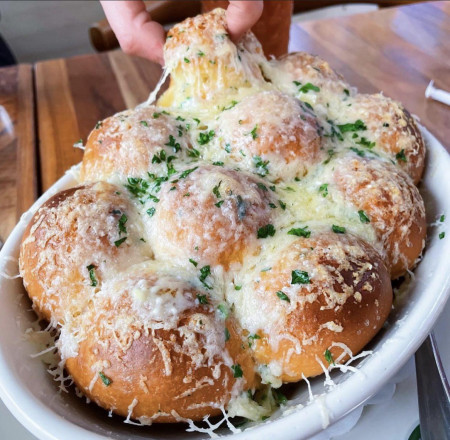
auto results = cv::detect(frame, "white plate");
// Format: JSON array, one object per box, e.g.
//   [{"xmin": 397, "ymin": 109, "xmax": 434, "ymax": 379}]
[{"xmin": 0, "ymin": 127, "xmax": 449, "ymax": 440}]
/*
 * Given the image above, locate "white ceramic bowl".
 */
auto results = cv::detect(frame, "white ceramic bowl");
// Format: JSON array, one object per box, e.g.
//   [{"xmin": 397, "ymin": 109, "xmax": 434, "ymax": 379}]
[{"xmin": 0, "ymin": 127, "xmax": 449, "ymax": 440}]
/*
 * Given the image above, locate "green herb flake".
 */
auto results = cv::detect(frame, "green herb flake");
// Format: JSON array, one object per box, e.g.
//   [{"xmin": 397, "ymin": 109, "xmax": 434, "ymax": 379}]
[
  {"xmin": 338, "ymin": 119, "xmax": 367, "ymax": 133},
  {"xmin": 276, "ymin": 291, "xmax": 290, "ymax": 302},
  {"xmin": 349, "ymin": 146, "xmax": 366, "ymax": 157},
  {"xmin": 440, "ymin": 214, "xmax": 445, "ymax": 222},
  {"xmin": 225, "ymin": 327, "xmax": 230, "ymax": 341},
  {"xmin": 179, "ymin": 167, "xmax": 198, "ymax": 179},
  {"xmin": 222, "ymin": 100, "xmax": 238, "ymax": 111},
  {"xmin": 396, "ymin": 149, "xmax": 407, "ymax": 162},
  {"xmin": 225, "ymin": 143, "xmax": 232, "ymax": 153},
  {"xmin": 197, "ymin": 50, "xmax": 205, "ymax": 57},
  {"xmin": 114, "ymin": 237, "xmax": 127, "ymax": 247},
  {"xmin": 86, "ymin": 264, "xmax": 98, "ymax": 287},
  {"xmin": 95, "ymin": 121, "xmax": 103, "ymax": 129},
  {"xmin": 187, "ymin": 148, "xmax": 200, "ymax": 158},
  {"xmin": 231, "ymin": 364, "xmax": 243, "ymax": 378},
  {"xmin": 189, "ymin": 258, "xmax": 198, "ymax": 267},
  {"xmin": 439, "ymin": 232, "xmax": 445, "ymax": 239},
  {"xmin": 165, "ymin": 134, "xmax": 181, "ymax": 152},
  {"xmin": 197, "ymin": 130, "xmax": 215, "ymax": 145},
  {"xmin": 184, "ymin": 57, "xmax": 190, "ymax": 63},
  {"xmin": 298, "ymin": 82, "xmax": 320, "ymax": 93},
  {"xmin": 332, "ymin": 224, "xmax": 346, "ymax": 234},
  {"xmin": 253, "ymin": 155, "xmax": 269, "ymax": 177},
  {"xmin": 99, "ymin": 372, "xmax": 112, "ymax": 386},
  {"xmin": 279, "ymin": 200, "xmax": 286, "ymax": 210},
  {"xmin": 257, "ymin": 224, "xmax": 276, "ymax": 239},
  {"xmin": 213, "ymin": 181, "xmax": 222, "ymax": 199},
  {"xmin": 358, "ymin": 210, "xmax": 370, "ymax": 223},
  {"xmin": 257, "ymin": 182, "xmax": 268, "ymax": 191},
  {"xmin": 234, "ymin": 285, "xmax": 242, "ymax": 291},
  {"xmin": 269, "ymin": 203, "xmax": 277, "ymax": 209},
  {"xmin": 343, "ymin": 89, "xmax": 350, "ymax": 96},
  {"xmin": 356, "ymin": 137, "xmax": 375, "ymax": 148},
  {"xmin": 248, "ymin": 333, "xmax": 261, "ymax": 347},
  {"xmin": 140, "ymin": 120, "xmax": 149, "ymax": 127},
  {"xmin": 288, "ymin": 226, "xmax": 311, "ymax": 238},
  {"xmin": 319, "ymin": 183, "xmax": 328, "ymax": 197},
  {"xmin": 249, "ymin": 125, "xmax": 258, "ymax": 140},
  {"xmin": 199, "ymin": 265, "xmax": 212, "ymax": 289},
  {"xmin": 152, "ymin": 112, "xmax": 161, "ymax": 119},
  {"xmin": 215, "ymin": 200, "xmax": 224, "ymax": 208},
  {"xmin": 146, "ymin": 207, "xmax": 156, "ymax": 217},
  {"xmin": 408, "ymin": 425, "xmax": 421, "ymax": 440},
  {"xmin": 324, "ymin": 349, "xmax": 335, "ymax": 365},
  {"xmin": 218, "ymin": 304, "xmax": 229, "ymax": 318},
  {"xmin": 196, "ymin": 294, "xmax": 209, "ymax": 305},
  {"xmin": 291, "ymin": 270, "xmax": 311, "ymax": 285},
  {"xmin": 213, "ymin": 161, "xmax": 224, "ymax": 166}
]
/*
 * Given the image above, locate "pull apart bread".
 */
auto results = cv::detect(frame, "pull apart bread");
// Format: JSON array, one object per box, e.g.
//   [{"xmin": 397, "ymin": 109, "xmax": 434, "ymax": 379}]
[{"xmin": 20, "ymin": 9, "xmax": 426, "ymax": 426}]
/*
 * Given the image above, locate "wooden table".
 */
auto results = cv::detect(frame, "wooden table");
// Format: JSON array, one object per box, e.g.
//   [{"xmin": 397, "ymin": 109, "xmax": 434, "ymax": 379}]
[{"xmin": 0, "ymin": 0, "xmax": 449, "ymax": 243}]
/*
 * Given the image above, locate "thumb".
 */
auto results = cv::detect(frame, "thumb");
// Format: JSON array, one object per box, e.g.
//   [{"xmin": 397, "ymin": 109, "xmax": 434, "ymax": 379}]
[{"xmin": 226, "ymin": 1, "xmax": 263, "ymax": 43}]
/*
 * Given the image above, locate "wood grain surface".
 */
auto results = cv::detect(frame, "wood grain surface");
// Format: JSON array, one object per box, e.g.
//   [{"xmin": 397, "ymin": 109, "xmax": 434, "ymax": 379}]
[
  {"xmin": 0, "ymin": 64, "xmax": 36, "ymax": 242},
  {"xmin": 29, "ymin": 0, "xmax": 450, "ymax": 194}
]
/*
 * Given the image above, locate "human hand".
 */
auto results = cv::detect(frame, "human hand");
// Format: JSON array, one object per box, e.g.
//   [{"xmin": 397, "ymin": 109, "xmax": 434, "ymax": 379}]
[{"xmin": 100, "ymin": 1, "xmax": 263, "ymax": 65}]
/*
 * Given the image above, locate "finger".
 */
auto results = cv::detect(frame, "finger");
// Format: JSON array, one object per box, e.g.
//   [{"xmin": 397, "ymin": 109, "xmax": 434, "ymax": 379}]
[
  {"xmin": 100, "ymin": 0, "xmax": 165, "ymax": 65},
  {"xmin": 225, "ymin": 0, "xmax": 263, "ymax": 43}
]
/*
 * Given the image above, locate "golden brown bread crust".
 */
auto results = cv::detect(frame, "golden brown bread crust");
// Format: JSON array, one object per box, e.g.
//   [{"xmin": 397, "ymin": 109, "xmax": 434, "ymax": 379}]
[
  {"xmin": 332, "ymin": 156, "xmax": 426, "ymax": 279},
  {"xmin": 19, "ymin": 182, "xmax": 151, "ymax": 322},
  {"xmin": 65, "ymin": 265, "xmax": 257, "ymax": 421},
  {"xmin": 244, "ymin": 232, "xmax": 392, "ymax": 381}
]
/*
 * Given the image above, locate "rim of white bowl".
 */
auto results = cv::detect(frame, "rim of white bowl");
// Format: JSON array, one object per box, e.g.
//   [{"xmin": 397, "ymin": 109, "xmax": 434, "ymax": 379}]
[{"xmin": 0, "ymin": 128, "xmax": 448, "ymax": 440}]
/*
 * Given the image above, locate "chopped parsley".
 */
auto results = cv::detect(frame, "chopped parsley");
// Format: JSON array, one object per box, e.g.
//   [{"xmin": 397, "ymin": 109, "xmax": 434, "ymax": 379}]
[
  {"xmin": 231, "ymin": 364, "xmax": 243, "ymax": 378},
  {"xmin": 439, "ymin": 232, "xmax": 445, "ymax": 239},
  {"xmin": 196, "ymin": 294, "xmax": 209, "ymax": 305},
  {"xmin": 215, "ymin": 200, "xmax": 224, "ymax": 208},
  {"xmin": 126, "ymin": 177, "xmax": 149, "ymax": 197},
  {"xmin": 279, "ymin": 200, "xmax": 286, "ymax": 210},
  {"xmin": 288, "ymin": 226, "xmax": 311, "ymax": 238},
  {"xmin": 225, "ymin": 143, "xmax": 232, "ymax": 153},
  {"xmin": 291, "ymin": 270, "xmax": 311, "ymax": 284},
  {"xmin": 218, "ymin": 304, "xmax": 229, "ymax": 318},
  {"xmin": 269, "ymin": 203, "xmax": 277, "ymax": 209},
  {"xmin": 95, "ymin": 121, "xmax": 102, "ymax": 129},
  {"xmin": 213, "ymin": 181, "xmax": 222, "ymax": 199},
  {"xmin": 440, "ymin": 214, "xmax": 445, "ymax": 222},
  {"xmin": 213, "ymin": 161, "xmax": 224, "ymax": 166},
  {"xmin": 257, "ymin": 224, "xmax": 276, "ymax": 239},
  {"xmin": 257, "ymin": 182, "xmax": 268, "ymax": 191},
  {"xmin": 165, "ymin": 134, "xmax": 181, "ymax": 153},
  {"xmin": 99, "ymin": 372, "xmax": 112, "ymax": 386},
  {"xmin": 199, "ymin": 265, "xmax": 212, "ymax": 289},
  {"xmin": 294, "ymin": 81, "xmax": 320, "ymax": 93},
  {"xmin": 358, "ymin": 210, "xmax": 370, "ymax": 223},
  {"xmin": 356, "ymin": 137, "xmax": 375, "ymax": 148},
  {"xmin": 349, "ymin": 146, "xmax": 365, "ymax": 157},
  {"xmin": 234, "ymin": 285, "xmax": 242, "ymax": 291},
  {"xmin": 179, "ymin": 167, "xmax": 198, "ymax": 179},
  {"xmin": 332, "ymin": 224, "xmax": 346, "ymax": 234},
  {"xmin": 139, "ymin": 120, "xmax": 148, "ymax": 127},
  {"xmin": 225, "ymin": 328, "xmax": 230, "ymax": 341},
  {"xmin": 118, "ymin": 213, "xmax": 127, "ymax": 235},
  {"xmin": 323, "ymin": 149, "xmax": 336, "ymax": 164},
  {"xmin": 319, "ymin": 183, "xmax": 328, "ymax": 197},
  {"xmin": 396, "ymin": 149, "xmax": 407, "ymax": 162},
  {"xmin": 324, "ymin": 349, "xmax": 335, "ymax": 365},
  {"xmin": 187, "ymin": 147, "xmax": 200, "ymax": 158},
  {"xmin": 184, "ymin": 57, "xmax": 190, "ymax": 63},
  {"xmin": 253, "ymin": 155, "xmax": 269, "ymax": 177},
  {"xmin": 114, "ymin": 237, "xmax": 127, "ymax": 247},
  {"xmin": 146, "ymin": 207, "xmax": 155, "ymax": 217},
  {"xmin": 197, "ymin": 50, "xmax": 205, "ymax": 57},
  {"xmin": 249, "ymin": 125, "xmax": 258, "ymax": 140},
  {"xmin": 189, "ymin": 258, "xmax": 198, "ymax": 267},
  {"xmin": 248, "ymin": 333, "xmax": 261, "ymax": 347},
  {"xmin": 197, "ymin": 130, "xmax": 215, "ymax": 145},
  {"xmin": 222, "ymin": 100, "xmax": 238, "ymax": 111},
  {"xmin": 276, "ymin": 291, "xmax": 290, "ymax": 302},
  {"xmin": 337, "ymin": 119, "xmax": 367, "ymax": 133},
  {"xmin": 86, "ymin": 264, "xmax": 97, "ymax": 287},
  {"xmin": 343, "ymin": 89, "xmax": 350, "ymax": 96},
  {"xmin": 152, "ymin": 112, "xmax": 162, "ymax": 119}
]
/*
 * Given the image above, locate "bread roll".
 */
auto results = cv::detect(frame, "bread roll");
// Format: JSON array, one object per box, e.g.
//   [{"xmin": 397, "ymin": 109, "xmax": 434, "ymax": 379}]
[
  {"xmin": 332, "ymin": 156, "xmax": 426, "ymax": 278},
  {"xmin": 149, "ymin": 165, "xmax": 275, "ymax": 268},
  {"xmin": 19, "ymin": 182, "xmax": 151, "ymax": 322},
  {"xmin": 65, "ymin": 262, "xmax": 257, "ymax": 421},
  {"xmin": 210, "ymin": 90, "xmax": 322, "ymax": 181},
  {"xmin": 229, "ymin": 231, "xmax": 392, "ymax": 382}
]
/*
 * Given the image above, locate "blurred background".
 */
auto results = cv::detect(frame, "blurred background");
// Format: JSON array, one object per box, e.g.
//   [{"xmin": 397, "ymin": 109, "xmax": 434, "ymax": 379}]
[{"xmin": 0, "ymin": 0, "xmax": 425, "ymax": 65}]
